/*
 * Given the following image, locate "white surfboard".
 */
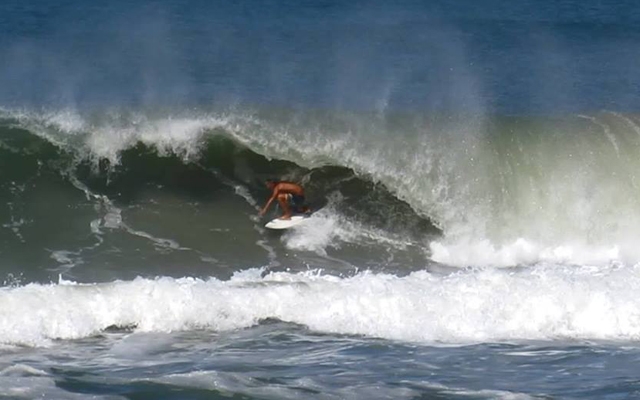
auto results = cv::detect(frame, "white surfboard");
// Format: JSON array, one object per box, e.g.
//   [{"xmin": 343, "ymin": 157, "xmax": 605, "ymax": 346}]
[{"xmin": 265, "ymin": 215, "xmax": 308, "ymax": 230}]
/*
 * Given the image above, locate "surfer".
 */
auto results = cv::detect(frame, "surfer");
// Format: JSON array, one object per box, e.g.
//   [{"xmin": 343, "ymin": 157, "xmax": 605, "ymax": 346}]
[{"xmin": 259, "ymin": 179, "xmax": 310, "ymax": 220}]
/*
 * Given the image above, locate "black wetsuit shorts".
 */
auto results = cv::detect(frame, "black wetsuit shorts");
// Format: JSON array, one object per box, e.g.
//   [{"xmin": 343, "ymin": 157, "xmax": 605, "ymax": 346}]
[{"xmin": 287, "ymin": 194, "xmax": 305, "ymax": 207}]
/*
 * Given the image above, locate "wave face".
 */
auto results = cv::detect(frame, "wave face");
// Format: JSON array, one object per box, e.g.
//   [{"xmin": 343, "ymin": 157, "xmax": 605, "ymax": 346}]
[
  {"xmin": 0, "ymin": 107, "xmax": 440, "ymax": 284},
  {"xmin": 1, "ymin": 107, "xmax": 640, "ymax": 278},
  {"xmin": 2, "ymin": 0, "xmax": 640, "ymax": 275}
]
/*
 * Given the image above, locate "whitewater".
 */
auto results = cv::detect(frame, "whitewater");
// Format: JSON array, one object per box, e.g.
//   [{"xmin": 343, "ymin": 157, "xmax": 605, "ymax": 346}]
[{"xmin": 4, "ymin": 263, "xmax": 640, "ymax": 348}]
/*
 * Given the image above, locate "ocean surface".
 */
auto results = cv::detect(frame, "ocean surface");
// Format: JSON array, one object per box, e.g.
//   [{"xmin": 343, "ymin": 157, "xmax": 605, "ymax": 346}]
[{"xmin": 2, "ymin": 1, "xmax": 640, "ymax": 398}]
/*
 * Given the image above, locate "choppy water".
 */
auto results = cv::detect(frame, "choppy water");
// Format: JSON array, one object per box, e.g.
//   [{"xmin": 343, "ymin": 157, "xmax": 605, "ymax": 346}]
[{"xmin": 2, "ymin": 1, "xmax": 640, "ymax": 398}]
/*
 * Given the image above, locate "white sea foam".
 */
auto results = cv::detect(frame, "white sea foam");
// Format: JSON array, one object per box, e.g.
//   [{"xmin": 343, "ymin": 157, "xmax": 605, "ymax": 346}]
[
  {"xmin": 3, "ymin": 264, "xmax": 640, "ymax": 347},
  {"xmin": 282, "ymin": 208, "xmax": 410, "ymax": 255},
  {"xmin": 429, "ymin": 238, "xmax": 631, "ymax": 268}
]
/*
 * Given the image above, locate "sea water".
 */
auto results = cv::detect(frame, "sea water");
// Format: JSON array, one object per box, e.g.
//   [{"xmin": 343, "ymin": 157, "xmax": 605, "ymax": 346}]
[{"xmin": 2, "ymin": 1, "xmax": 640, "ymax": 398}]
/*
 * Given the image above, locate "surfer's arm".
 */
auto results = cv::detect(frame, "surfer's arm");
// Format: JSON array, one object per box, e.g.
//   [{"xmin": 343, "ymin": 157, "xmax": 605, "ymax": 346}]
[{"xmin": 259, "ymin": 191, "xmax": 278, "ymax": 216}]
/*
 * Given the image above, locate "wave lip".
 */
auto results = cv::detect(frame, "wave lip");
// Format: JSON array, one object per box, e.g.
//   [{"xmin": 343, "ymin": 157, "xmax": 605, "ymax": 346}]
[{"xmin": 1, "ymin": 107, "xmax": 230, "ymax": 165}]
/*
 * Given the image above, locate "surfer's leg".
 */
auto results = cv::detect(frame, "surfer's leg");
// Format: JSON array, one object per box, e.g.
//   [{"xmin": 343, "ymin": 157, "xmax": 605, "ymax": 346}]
[{"xmin": 278, "ymin": 193, "xmax": 292, "ymax": 219}]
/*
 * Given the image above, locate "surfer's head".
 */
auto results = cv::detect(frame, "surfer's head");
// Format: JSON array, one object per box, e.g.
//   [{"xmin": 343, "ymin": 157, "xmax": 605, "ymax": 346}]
[{"xmin": 265, "ymin": 179, "xmax": 279, "ymax": 189}]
